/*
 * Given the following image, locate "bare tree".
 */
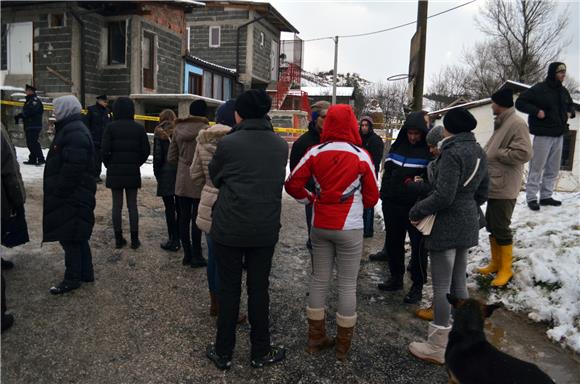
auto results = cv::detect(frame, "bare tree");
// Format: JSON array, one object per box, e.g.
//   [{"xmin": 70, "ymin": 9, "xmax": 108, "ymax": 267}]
[
  {"xmin": 477, "ymin": 0, "xmax": 569, "ymax": 84},
  {"xmin": 425, "ymin": 65, "xmax": 471, "ymax": 110},
  {"xmin": 364, "ymin": 81, "xmax": 408, "ymax": 128}
]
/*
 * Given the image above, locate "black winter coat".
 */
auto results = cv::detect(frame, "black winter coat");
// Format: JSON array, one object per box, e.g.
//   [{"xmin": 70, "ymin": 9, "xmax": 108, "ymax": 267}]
[
  {"xmin": 381, "ymin": 111, "xmax": 431, "ymax": 206},
  {"xmin": 361, "ymin": 129, "xmax": 384, "ymax": 176},
  {"xmin": 153, "ymin": 121, "xmax": 177, "ymax": 197},
  {"xmin": 209, "ymin": 118, "xmax": 288, "ymax": 248},
  {"xmin": 83, "ymin": 103, "xmax": 111, "ymax": 147},
  {"xmin": 409, "ymin": 132, "xmax": 489, "ymax": 251},
  {"xmin": 515, "ymin": 63, "xmax": 576, "ymax": 137},
  {"xmin": 43, "ymin": 114, "xmax": 96, "ymax": 242},
  {"xmin": 102, "ymin": 99, "xmax": 151, "ymax": 190},
  {"xmin": 289, "ymin": 121, "xmax": 320, "ymax": 192},
  {"xmin": 16, "ymin": 94, "xmax": 44, "ymax": 130}
]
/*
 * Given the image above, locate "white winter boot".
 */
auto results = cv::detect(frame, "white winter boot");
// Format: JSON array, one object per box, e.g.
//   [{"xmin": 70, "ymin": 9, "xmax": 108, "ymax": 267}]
[{"xmin": 408, "ymin": 322, "xmax": 451, "ymax": 365}]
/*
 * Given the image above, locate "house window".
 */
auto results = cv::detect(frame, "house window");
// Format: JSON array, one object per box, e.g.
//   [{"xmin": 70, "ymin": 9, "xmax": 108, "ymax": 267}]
[
  {"xmin": 260, "ymin": 32, "xmax": 265, "ymax": 47},
  {"xmin": 203, "ymin": 71, "xmax": 213, "ymax": 97},
  {"xmin": 561, "ymin": 130, "xmax": 576, "ymax": 171},
  {"xmin": 224, "ymin": 77, "xmax": 232, "ymax": 100},
  {"xmin": 186, "ymin": 26, "xmax": 191, "ymax": 52},
  {"xmin": 209, "ymin": 26, "xmax": 220, "ymax": 48},
  {"xmin": 189, "ymin": 72, "xmax": 202, "ymax": 95},
  {"xmin": 107, "ymin": 20, "xmax": 127, "ymax": 65},
  {"xmin": 142, "ymin": 32, "xmax": 155, "ymax": 89},
  {"xmin": 49, "ymin": 13, "xmax": 66, "ymax": 28},
  {"xmin": 213, "ymin": 74, "xmax": 223, "ymax": 100}
]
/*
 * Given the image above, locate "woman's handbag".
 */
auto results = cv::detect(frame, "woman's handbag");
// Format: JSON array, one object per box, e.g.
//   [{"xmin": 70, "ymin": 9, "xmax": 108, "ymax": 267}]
[
  {"xmin": 1, "ymin": 205, "xmax": 29, "ymax": 248},
  {"xmin": 414, "ymin": 214, "xmax": 436, "ymax": 235}
]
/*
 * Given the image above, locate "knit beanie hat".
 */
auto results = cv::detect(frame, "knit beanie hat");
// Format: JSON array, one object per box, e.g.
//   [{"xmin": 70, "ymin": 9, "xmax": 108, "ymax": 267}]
[
  {"xmin": 216, "ymin": 99, "xmax": 236, "ymax": 127},
  {"xmin": 53, "ymin": 95, "xmax": 82, "ymax": 122},
  {"xmin": 443, "ymin": 107, "xmax": 477, "ymax": 134},
  {"xmin": 426, "ymin": 125, "xmax": 445, "ymax": 146},
  {"xmin": 235, "ymin": 89, "xmax": 272, "ymax": 119},
  {"xmin": 491, "ymin": 88, "xmax": 514, "ymax": 108},
  {"xmin": 311, "ymin": 100, "xmax": 330, "ymax": 121},
  {"xmin": 189, "ymin": 99, "xmax": 208, "ymax": 117}
]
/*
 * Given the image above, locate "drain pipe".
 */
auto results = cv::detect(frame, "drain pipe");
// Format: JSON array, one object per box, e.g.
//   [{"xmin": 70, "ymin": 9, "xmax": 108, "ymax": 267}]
[{"xmin": 70, "ymin": 9, "xmax": 86, "ymax": 107}]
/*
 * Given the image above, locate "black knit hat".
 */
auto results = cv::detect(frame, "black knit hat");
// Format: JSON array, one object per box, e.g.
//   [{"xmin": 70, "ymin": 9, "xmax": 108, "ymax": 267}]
[
  {"xmin": 189, "ymin": 99, "xmax": 208, "ymax": 117},
  {"xmin": 491, "ymin": 88, "xmax": 513, "ymax": 108},
  {"xmin": 25, "ymin": 84, "xmax": 36, "ymax": 92},
  {"xmin": 444, "ymin": 107, "xmax": 477, "ymax": 134},
  {"xmin": 235, "ymin": 89, "xmax": 271, "ymax": 119},
  {"xmin": 96, "ymin": 94, "xmax": 108, "ymax": 101}
]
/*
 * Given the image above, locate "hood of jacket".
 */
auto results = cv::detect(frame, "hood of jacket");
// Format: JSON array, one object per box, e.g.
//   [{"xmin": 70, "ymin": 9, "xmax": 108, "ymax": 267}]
[
  {"xmin": 53, "ymin": 95, "xmax": 82, "ymax": 122},
  {"xmin": 197, "ymin": 124, "xmax": 232, "ymax": 145},
  {"xmin": 113, "ymin": 97, "xmax": 135, "ymax": 120},
  {"xmin": 547, "ymin": 62, "xmax": 565, "ymax": 83},
  {"xmin": 360, "ymin": 115, "xmax": 375, "ymax": 136},
  {"xmin": 391, "ymin": 111, "xmax": 428, "ymax": 150},
  {"xmin": 320, "ymin": 104, "xmax": 362, "ymax": 146},
  {"xmin": 174, "ymin": 116, "xmax": 209, "ymax": 141},
  {"xmin": 154, "ymin": 120, "xmax": 174, "ymax": 141}
]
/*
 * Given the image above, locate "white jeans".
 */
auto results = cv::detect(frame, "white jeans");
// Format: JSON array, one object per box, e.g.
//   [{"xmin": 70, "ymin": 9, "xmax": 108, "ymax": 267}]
[{"xmin": 526, "ymin": 135, "xmax": 563, "ymax": 202}]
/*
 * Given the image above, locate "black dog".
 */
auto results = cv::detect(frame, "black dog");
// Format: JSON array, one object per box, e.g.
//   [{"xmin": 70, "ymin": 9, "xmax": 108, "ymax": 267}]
[{"xmin": 445, "ymin": 295, "xmax": 555, "ymax": 384}]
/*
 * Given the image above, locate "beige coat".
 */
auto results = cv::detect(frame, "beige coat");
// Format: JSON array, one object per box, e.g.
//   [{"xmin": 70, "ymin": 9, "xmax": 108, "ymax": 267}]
[
  {"xmin": 484, "ymin": 107, "xmax": 533, "ymax": 199},
  {"xmin": 190, "ymin": 124, "xmax": 232, "ymax": 233},
  {"xmin": 168, "ymin": 116, "xmax": 209, "ymax": 199}
]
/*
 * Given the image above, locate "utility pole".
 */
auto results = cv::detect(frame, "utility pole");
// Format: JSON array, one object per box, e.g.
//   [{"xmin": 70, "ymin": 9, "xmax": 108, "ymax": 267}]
[
  {"xmin": 413, "ymin": 0, "xmax": 428, "ymax": 111},
  {"xmin": 332, "ymin": 36, "xmax": 339, "ymax": 105}
]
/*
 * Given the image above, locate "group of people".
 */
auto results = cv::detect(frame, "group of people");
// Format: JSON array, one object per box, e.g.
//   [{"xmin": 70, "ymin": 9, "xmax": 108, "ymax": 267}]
[{"xmin": 1, "ymin": 61, "xmax": 575, "ymax": 371}]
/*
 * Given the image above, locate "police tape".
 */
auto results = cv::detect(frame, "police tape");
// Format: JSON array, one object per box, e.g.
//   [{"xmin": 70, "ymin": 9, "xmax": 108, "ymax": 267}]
[{"xmin": 1, "ymin": 99, "xmax": 394, "ymax": 139}]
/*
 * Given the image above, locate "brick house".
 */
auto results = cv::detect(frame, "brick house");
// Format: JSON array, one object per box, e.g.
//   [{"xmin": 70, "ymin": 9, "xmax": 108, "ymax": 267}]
[{"xmin": 184, "ymin": 0, "xmax": 299, "ymax": 94}]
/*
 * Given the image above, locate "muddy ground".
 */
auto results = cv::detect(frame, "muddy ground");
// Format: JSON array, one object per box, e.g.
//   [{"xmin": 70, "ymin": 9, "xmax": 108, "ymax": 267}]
[{"xmin": 1, "ymin": 177, "xmax": 578, "ymax": 383}]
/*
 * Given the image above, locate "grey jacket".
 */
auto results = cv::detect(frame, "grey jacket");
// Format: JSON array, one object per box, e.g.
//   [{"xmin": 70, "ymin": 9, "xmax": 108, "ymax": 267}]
[{"xmin": 409, "ymin": 132, "xmax": 489, "ymax": 251}]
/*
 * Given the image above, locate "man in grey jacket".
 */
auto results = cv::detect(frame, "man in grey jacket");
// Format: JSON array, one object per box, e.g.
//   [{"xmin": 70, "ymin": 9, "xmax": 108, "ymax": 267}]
[{"xmin": 478, "ymin": 88, "xmax": 532, "ymax": 287}]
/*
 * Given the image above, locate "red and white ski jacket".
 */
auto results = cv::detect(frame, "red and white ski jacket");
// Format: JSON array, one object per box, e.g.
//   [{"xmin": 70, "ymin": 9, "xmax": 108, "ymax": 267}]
[{"xmin": 285, "ymin": 104, "xmax": 379, "ymax": 230}]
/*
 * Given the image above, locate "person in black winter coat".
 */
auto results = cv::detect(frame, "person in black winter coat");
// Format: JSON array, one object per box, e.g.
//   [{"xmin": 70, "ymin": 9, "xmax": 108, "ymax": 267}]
[
  {"xmin": 43, "ymin": 95, "xmax": 97, "ymax": 295},
  {"xmin": 101, "ymin": 97, "xmax": 151, "ymax": 249},
  {"xmin": 15, "ymin": 84, "xmax": 45, "ymax": 165},
  {"xmin": 289, "ymin": 100, "xmax": 330, "ymax": 251},
  {"xmin": 370, "ymin": 111, "xmax": 431, "ymax": 305},
  {"xmin": 515, "ymin": 62, "xmax": 576, "ymax": 210},
  {"xmin": 206, "ymin": 89, "xmax": 288, "ymax": 370},
  {"xmin": 84, "ymin": 94, "xmax": 111, "ymax": 182},
  {"xmin": 153, "ymin": 109, "xmax": 180, "ymax": 252},
  {"xmin": 359, "ymin": 116, "xmax": 384, "ymax": 238}
]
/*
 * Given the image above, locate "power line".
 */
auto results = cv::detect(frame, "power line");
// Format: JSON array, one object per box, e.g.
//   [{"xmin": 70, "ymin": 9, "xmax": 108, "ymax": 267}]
[{"xmin": 302, "ymin": 0, "xmax": 477, "ymax": 42}]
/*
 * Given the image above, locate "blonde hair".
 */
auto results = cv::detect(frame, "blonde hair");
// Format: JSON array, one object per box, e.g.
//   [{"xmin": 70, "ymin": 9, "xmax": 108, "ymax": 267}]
[{"xmin": 159, "ymin": 109, "xmax": 176, "ymax": 123}]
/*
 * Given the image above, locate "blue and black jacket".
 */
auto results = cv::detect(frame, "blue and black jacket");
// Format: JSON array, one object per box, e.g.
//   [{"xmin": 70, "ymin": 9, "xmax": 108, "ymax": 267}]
[{"xmin": 380, "ymin": 111, "xmax": 432, "ymax": 206}]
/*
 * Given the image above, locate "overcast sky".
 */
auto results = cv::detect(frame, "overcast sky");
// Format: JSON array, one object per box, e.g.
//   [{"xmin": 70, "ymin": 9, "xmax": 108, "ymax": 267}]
[{"xmin": 269, "ymin": 0, "xmax": 580, "ymax": 89}]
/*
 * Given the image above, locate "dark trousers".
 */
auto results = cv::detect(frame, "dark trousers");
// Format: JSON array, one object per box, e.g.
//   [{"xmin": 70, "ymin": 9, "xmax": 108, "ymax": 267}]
[
  {"xmin": 485, "ymin": 199, "xmax": 517, "ymax": 246},
  {"xmin": 363, "ymin": 207, "xmax": 374, "ymax": 236},
  {"xmin": 214, "ymin": 241, "xmax": 274, "ymax": 359},
  {"xmin": 59, "ymin": 240, "xmax": 93, "ymax": 283},
  {"xmin": 94, "ymin": 145, "xmax": 103, "ymax": 178},
  {"xmin": 305, "ymin": 204, "xmax": 313, "ymax": 245},
  {"xmin": 177, "ymin": 196, "xmax": 202, "ymax": 257},
  {"xmin": 382, "ymin": 200, "xmax": 428, "ymax": 285},
  {"xmin": 162, "ymin": 195, "xmax": 180, "ymax": 240},
  {"xmin": 206, "ymin": 234, "xmax": 218, "ymax": 293},
  {"xmin": 25, "ymin": 128, "xmax": 44, "ymax": 163},
  {"xmin": 112, "ymin": 188, "xmax": 139, "ymax": 233},
  {"xmin": 1, "ymin": 272, "xmax": 6, "ymax": 315}
]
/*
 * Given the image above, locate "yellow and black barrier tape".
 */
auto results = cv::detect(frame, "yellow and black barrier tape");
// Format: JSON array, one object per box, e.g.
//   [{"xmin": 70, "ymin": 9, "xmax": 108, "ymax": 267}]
[{"xmin": 2, "ymin": 99, "xmax": 395, "ymax": 139}]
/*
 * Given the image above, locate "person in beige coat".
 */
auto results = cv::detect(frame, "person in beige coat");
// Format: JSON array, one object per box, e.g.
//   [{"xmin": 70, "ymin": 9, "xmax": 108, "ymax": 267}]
[
  {"xmin": 478, "ymin": 88, "xmax": 532, "ymax": 287},
  {"xmin": 190, "ymin": 100, "xmax": 233, "ymax": 317},
  {"xmin": 168, "ymin": 100, "xmax": 209, "ymax": 267}
]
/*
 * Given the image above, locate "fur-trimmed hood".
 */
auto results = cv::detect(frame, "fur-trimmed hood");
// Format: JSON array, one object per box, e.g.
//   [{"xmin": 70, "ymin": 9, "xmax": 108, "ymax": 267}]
[{"xmin": 197, "ymin": 124, "xmax": 232, "ymax": 145}]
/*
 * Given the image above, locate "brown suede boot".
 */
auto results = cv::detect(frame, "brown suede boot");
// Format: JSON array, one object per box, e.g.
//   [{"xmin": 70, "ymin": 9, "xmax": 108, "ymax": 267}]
[
  {"xmin": 306, "ymin": 307, "xmax": 334, "ymax": 354},
  {"xmin": 335, "ymin": 313, "xmax": 356, "ymax": 361},
  {"xmin": 210, "ymin": 292, "xmax": 218, "ymax": 317}
]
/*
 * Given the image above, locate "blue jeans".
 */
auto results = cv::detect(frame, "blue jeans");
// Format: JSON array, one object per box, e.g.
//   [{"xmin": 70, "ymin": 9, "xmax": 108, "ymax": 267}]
[
  {"xmin": 363, "ymin": 207, "xmax": 374, "ymax": 236},
  {"xmin": 206, "ymin": 234, "xmax": 219, "ymax": 293}
]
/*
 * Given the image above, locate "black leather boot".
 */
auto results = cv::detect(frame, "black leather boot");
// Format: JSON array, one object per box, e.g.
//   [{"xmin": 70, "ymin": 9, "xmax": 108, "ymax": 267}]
[
  {"xmin": 114, "ymin": 232, "xmax": 127, "ymax": 249},
  {"xmin": 130, "ymin": 232, "xmax": 141, "ymax": 250}
]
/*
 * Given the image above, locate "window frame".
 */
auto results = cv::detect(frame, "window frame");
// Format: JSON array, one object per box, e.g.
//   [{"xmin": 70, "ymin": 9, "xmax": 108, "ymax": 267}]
[
  {"xmin": 209, "ymin": 26, "xmax": 221, "ymax": 48},
  {"xmin": 186, "ymin": 26, "xmax": 191, "ymax": 52},
  {"xmin": 105, "ymin": 19, "xmax": 128, "ymax": 67},
  {"xmin": 260, "ymin": 31, "xmax": 265, "ymax": 48},
  {"xmin": 48, "ymin": 13, "xmax": 66, "ymax": 28},
  {"xmin": 142, "ymin": 31, "xmax": 156, "ymax": 90}
]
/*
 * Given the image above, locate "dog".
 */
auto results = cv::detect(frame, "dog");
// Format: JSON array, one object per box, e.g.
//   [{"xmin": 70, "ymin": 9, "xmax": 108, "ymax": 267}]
[{"xmin": 445, "ymin": 294, "xmax": 555, "ymax": 384}]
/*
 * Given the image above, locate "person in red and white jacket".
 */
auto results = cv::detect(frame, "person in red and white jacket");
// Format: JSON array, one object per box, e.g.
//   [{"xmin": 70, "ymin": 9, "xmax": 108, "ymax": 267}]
[{"xmin": 285, "ymin": 104, "xmax": 379, "ymax": 361}]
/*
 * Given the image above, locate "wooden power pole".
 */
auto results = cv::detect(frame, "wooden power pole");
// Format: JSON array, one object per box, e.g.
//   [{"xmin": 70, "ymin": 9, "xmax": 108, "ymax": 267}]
[{"xmin": 413, "ymin": 0, "xmax": 428, "ymax": 111}]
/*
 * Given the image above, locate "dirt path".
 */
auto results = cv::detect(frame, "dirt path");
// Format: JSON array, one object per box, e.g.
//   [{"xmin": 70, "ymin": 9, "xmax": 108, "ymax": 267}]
[{"xmin": 1, "ymin": 178, "xmax": 578, "ymax": 383}]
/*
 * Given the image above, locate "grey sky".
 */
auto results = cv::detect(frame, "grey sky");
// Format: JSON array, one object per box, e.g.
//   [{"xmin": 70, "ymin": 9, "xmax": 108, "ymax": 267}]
[{"xmin": 270, "ymin": 0, "xmax": 580, "ymax": 88}]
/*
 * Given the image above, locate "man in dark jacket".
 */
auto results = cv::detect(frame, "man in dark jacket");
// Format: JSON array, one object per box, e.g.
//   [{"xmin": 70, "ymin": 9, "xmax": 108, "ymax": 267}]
[
  {"xmin": 371, "ymin": 111, "xmax": 431, "ymax": 304},
  {"xmin": 15, "ymin": 84, "xmax": 45, "ymax": 166},
  {"xmin": 516, "ymin": 62, "xmax": 576, "ymax": 210},
  {"xmin": 43, "ymin": 95, "xmax": 97, "ymax": 294},
  {"xmin": 84, "ymin": 94, "xmax": 111, "ymax": 183},
  {"xmin": 101, "ymin": 97, "xmax": 151, "ymax": 249},
  {"xmin": 360, "ymin": 116, "xmax": 384, "ymax": 238},
  {"xmin": 206, "ymin": 90, "xmax": 288, "ymax": 370},
  {"xmin": 289, "ymin": 100, "xmax": 330, "ymax": 250}
]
